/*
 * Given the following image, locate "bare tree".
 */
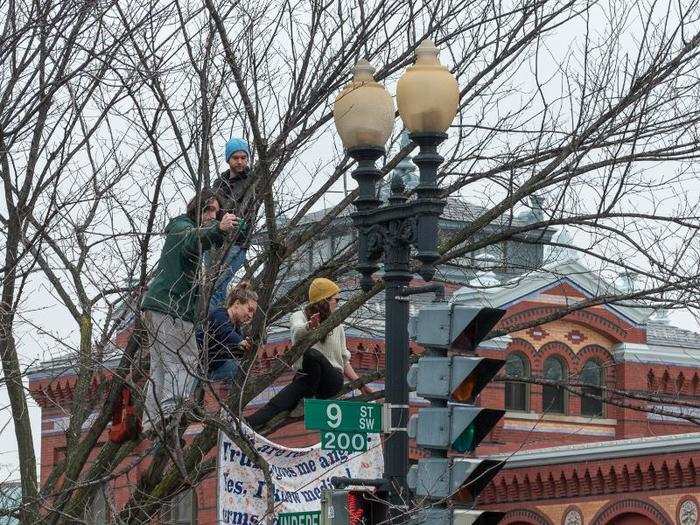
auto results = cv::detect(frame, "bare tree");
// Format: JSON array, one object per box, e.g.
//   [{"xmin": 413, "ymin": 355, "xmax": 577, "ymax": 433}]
[{"xmin": 1, "ymin": 0, "xmax": 699, "ymax": 522}]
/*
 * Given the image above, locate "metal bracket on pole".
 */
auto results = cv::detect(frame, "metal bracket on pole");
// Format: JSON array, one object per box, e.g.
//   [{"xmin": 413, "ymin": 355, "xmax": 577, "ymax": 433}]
[
  {"xmin": 382, "ymin": 403, "xmax": 409, "ymax": 433},
  {"xmin": 331, "ymin": 476, "xmax": 387, "ymax": 489},
  {"xmin": 397, "ymin": 283, "xmax": 445, "ymax": 301}
]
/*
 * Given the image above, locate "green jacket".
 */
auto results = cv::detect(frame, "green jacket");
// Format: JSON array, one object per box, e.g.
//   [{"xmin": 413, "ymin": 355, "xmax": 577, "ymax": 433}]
[{"xmin": 141, "ymin": 215, "xmax": 225, "ymax": 322}]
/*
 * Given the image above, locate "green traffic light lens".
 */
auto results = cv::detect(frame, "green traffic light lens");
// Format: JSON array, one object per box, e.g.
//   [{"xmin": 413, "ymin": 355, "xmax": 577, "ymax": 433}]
[{"xmin": 453, "ymin": 423, "xmax": 476, "ymax": 453}]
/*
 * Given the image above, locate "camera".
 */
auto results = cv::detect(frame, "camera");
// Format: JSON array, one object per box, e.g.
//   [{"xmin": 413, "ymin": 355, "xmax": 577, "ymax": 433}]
[{"xmin": 216, "ymin": 209, "xmax": 225, "ymax": 221}]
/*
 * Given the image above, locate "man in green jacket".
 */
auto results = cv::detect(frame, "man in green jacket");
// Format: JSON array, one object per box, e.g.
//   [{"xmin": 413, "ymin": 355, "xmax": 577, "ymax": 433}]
[{"xmin": 142, "ymin": 188, "xmax": 238, "ymax": 427}]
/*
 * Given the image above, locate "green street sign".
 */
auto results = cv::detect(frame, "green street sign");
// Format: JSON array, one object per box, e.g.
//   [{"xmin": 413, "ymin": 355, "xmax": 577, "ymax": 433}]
[
  {"xmin": 278, "ymin": 511, "xmax": 320, "ymax": 525},
  {"xmin": 320, "ymin": 430, "xmax": 371, "ymax": 452},
  {"xmin": 304, "ymin": 399, "xmax": 381, "ymax": 433}
]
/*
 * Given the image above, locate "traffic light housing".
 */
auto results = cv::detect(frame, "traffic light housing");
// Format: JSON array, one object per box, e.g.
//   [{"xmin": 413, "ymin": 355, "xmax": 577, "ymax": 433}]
[
  {"xmin": 410, "ymin": 303, "xmax": 506, "ymax": 352},
  {"xmin": 408, "ymin": 302, "xmax": 506, "ymax": 524},
  {"xmin": 320, "ymin": 489, "xmax": 387, "ymax": 525},
  {"xmin": 408, "ymin": 405, "xmax": 504, "ymax": 453},
  {"xmin": 420, "ymin": 508, "xmax": 506, "ymax": 525},
  {"xmin": 408, "ymin": 354, "xmax": 505, "ymax": 453},
  {"xmin": 408, "ymin": 355, "xmax": 505, "ymax": 403},
  {"xmin": 408, "ymin": 457, "xmax": 503, "ymax": 502}
]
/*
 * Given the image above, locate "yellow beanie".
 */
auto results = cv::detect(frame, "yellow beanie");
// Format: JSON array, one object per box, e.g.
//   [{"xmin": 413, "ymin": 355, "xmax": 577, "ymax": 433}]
[{"xmin": 308, "ymin": 278, "xmax": 341, "ymax": 305}]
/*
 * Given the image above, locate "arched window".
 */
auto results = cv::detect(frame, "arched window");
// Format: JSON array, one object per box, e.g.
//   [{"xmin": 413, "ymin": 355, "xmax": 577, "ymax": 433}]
[
  {"xmin": 163, "ymin": 488, "xmax": 197, "ymax": 525},
  {"xmin": 505, "ymin": 353, "xmax": 530, "ymax": 411},
  {"xmin": 581, "ymin": 359, "xmax": 604, "ymax": 417},
  {"xmin": 542, "ymin": 356, "xmax": 567, "ymax": 414}
]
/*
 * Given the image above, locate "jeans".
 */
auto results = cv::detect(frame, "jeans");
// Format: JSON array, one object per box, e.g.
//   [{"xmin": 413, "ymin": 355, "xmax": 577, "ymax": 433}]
[
  {"xmin": 208, "ymin": 245, "xmax": 247, "ymax": 310},
  {"xmin": 142, "ymin": 310, "xmax": 200, "ymax": 424},
  {"xmin": 209, "ymin": 359, "xmax": 239, "ymax": 381},
  {"xmin": 247, "ymin": 349, "xmax": 344, "ymax": 430}
]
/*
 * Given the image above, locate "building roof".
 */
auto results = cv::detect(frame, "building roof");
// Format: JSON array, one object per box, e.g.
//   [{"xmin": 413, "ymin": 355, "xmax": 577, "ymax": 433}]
[
  {"xmin": 453, "ymin": 259, "xmax": 700, "ymax": 365},
  {"xmin": 647, "ymin": 322, "xmax": 700, "ymax": 350},
  {"xmin": 28, "ymin": 354, "xmax": 121, "ymax": 380},
  {"xmin": 492, "ymin": 432, "xmax": 700, "ymax": 468},
  {"xmin": 452, "ymin": 259, "xmax": 654, "ymax": 326},
  {"xmin": 293, "ymin": 197, "xmax": 539, "ymax": 229}
]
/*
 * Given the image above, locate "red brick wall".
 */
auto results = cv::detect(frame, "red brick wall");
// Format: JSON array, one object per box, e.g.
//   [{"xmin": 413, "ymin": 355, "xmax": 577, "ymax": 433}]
[{"xmin": 28, "ymin": 288, "xmax": 700, "ymax": 523}]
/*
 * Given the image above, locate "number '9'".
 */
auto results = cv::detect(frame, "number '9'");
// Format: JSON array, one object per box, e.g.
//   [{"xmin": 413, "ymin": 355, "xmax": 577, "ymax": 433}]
[{"xmin": 327, "ymin": 403, "xmax": 342, "ymax": 428}]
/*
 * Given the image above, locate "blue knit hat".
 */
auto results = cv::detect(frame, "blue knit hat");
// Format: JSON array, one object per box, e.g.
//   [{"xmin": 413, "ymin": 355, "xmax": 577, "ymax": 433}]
[{"xmin": 225, "ymin": 138, "xmax": 250, "ymax": 161}]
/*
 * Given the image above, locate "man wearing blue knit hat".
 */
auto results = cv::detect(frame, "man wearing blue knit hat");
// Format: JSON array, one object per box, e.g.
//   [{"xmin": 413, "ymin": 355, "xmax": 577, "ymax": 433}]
[
  {"xmin": 209, "ymin": 137, "xmax": 255, "ymax": 310},
  {"xmin": 216, "ymin": 137, "xmax": 252, "ymax": 203}
]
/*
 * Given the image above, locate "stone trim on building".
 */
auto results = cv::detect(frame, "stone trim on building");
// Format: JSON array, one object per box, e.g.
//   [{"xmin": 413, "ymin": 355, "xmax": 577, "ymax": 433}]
[
  {"xmin": 490, "ymin": 432, "xmax": 700, "ymax": 467},
  {"xmin": 480, "ymin": 453, "xmax": 697, "ymax": 506},
  {"xmin": 590, "ymin": 497, "xmax": 673, "ymax": 525},
  {"xmin": 502, "ymin": 304, "xmax": 631, "ymax": 343},
  {"xmin": 502, "ymin": 508, "xmax": 554, "ymax": 525},
  {"xmin": 561, "ymin": 505, "xmax": 583, "ymax": 525},
  {"xmin": 677, "ymin": 496, "xmax": 699, "ymax": 525}
]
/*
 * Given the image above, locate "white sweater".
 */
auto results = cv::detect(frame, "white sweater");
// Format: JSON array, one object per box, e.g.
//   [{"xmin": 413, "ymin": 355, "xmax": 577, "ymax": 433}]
[{"xmin": 290, "ymin": 310, "xmax": 351, "ymax": 372}]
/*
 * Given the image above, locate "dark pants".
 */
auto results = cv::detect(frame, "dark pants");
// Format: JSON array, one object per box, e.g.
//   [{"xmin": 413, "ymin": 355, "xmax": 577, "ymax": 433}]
[{"xmin": 247, "ymin": 349, "xmax": 344, "ymax": 430}]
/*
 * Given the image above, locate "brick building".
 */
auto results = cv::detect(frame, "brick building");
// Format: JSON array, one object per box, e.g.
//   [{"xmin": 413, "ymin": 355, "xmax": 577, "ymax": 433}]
[
  {"xmin": 250, "ymin": 255, "xmax": 700, "ymax": 525},
  {"xmin": 26, "ymin": 150, "xmax": 700, "ymax": 523},
  {"xmin": 451, "ymin": 259, "xmax": 700, "ymax": 524},
  {"xmin": 27, "ymin": 259, "xmax": 700, "ymax": 524}
]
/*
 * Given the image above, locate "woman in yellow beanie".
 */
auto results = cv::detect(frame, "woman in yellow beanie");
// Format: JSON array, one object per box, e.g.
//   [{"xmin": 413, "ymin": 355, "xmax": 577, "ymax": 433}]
[{"xmin": 247, "ymin": 278, "xmax": 371, "ymax": 430}]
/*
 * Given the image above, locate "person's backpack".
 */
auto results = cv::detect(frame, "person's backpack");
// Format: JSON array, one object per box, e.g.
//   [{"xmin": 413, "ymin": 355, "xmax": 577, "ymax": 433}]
[{"xmin": 108, "ymin": 386, "xmax": 141, "ymax": 443}]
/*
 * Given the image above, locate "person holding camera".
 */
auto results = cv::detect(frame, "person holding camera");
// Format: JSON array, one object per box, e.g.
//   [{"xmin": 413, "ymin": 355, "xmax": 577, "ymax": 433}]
[
  {"xmin": 247, "ymin": 278, "xmax": 372, "ymax": 431},
  {"xmin": 197, "ymin": 281, "xmax": 258, "ymax": 384},
  {"xmin": 208, "ymin": 137, "xmax": 255, "ymax": 310},
  {"xmin": 141, "ymin": 189, "xmax": 238, "ymax": 425}
]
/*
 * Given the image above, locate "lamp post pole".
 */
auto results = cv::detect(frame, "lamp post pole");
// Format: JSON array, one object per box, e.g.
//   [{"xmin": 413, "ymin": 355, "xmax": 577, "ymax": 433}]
[
  {"xmin": 333, "ymin": 41, "xmax": 458, "ymax": 524},
  {"xmin": 347, "ymin": 134, "xmax": 447, "ymax": 523}
]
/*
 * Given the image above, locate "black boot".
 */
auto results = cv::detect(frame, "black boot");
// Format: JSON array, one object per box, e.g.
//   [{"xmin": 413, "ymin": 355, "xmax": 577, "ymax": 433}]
[{"xmin": 247, "ymin": 403, "xmax": 284, "ymax": 431}]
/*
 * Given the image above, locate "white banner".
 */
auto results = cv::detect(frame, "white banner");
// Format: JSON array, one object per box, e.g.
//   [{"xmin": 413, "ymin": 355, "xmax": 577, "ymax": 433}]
[{"xmin": 217, "ymin": 426, "xmax": 383, "ymax": 524}]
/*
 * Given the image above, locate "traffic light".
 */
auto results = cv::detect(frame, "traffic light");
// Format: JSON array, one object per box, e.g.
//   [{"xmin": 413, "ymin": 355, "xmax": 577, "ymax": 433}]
[
  {"xmin": 408, "ymin": 301, "xmax": 506, "ymax": 524},
  {"xmin": 407, "ymin": 355, "xmax": 505, "ymax": 453},
  {"xmin": 408, "ymin": 458, "xmax": 503, "ymax": 502},
  {"xmin": 408, "ymin": 355, "xmax": 505, "ymax": 403},
  {"xmin": 408, "ymin": 405, "xmax": 504, "ymax": 453},
  {"xmin": 409, "ymin": 303, "xmax": 506, "ymax": 352},
  {"xmin": 320, "ymin": 489, "xmax": 387, "ymax": 525},
  {"xmin": 419, "ymin": 508, "xmax": 505, "ymax": 525}
]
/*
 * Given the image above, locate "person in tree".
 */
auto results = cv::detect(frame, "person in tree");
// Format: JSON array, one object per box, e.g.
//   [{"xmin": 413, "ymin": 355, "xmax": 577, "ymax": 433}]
[
  {"xmin": 208, "ymin": 137, "xmax": 255, "ymax": 309},
  {"xmin": 247, "ymin": 278, "xmax": 372, "ymax": 430},
  {"xmin": 141, "ymin": 189, "xmax": 238, "ymax": 425},
  {"xmin": 197, "ymin": 281, "xmax": 258, "ymax": 385}
]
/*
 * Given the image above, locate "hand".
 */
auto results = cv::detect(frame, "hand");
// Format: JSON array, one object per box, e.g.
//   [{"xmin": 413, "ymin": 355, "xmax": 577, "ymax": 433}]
[
  {"xmin": 361, "ymin": 384, "xmax": 373, "ymax": 396},
  {"xmin": 307, "ymin": 313, "xmax": 321, "ymax": 330},
  {"xmin": 239, "ymin": 338, "xmax": 253, "ymax": 352},
  {"xmin": 218, "ymin": 212, "xmax": 237, "ymax": 232}
]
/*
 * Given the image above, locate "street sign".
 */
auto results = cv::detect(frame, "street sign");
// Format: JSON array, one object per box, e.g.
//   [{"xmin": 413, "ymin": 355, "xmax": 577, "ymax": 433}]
[
  {"xmin": 278, "ymin": 511, "xmax": 321, "ymax": 525},
  {"xmin": 304, "ymin": 399, "xmax": 381, "ymax": 433},
  {"xmin": 320, "ymin": 430, "xmax": 371, "ymax": 452}
]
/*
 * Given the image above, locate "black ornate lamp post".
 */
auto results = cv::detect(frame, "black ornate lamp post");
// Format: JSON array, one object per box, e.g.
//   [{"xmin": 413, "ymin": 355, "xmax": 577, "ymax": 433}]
[{"xmin": 333, "ymin": 41, "xmax": 459, "ymax": 524}]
